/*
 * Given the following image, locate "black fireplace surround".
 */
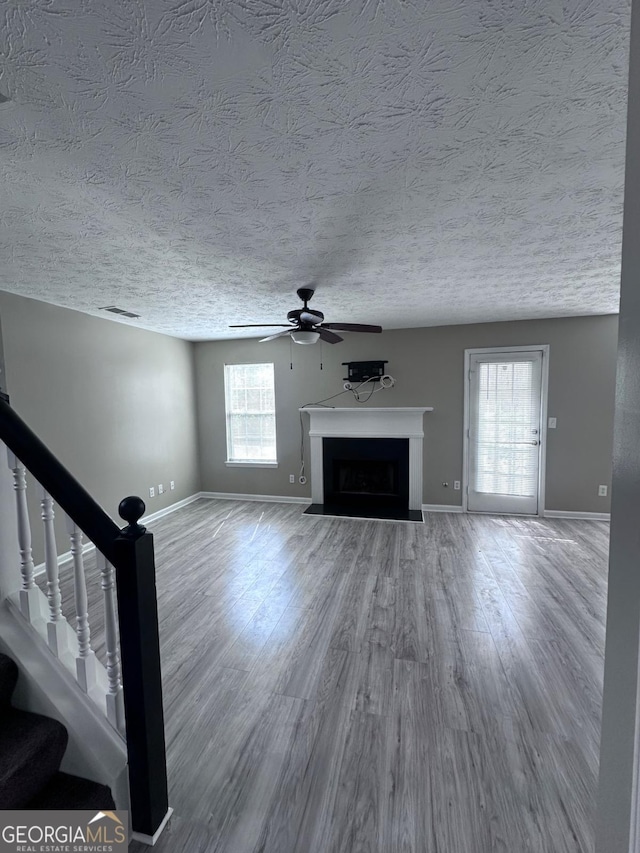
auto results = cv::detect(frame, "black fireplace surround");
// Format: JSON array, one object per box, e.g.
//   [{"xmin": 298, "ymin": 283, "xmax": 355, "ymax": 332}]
[{"xmin": 322, "ymin": 437, "xmax": 410, "ymax": 511}]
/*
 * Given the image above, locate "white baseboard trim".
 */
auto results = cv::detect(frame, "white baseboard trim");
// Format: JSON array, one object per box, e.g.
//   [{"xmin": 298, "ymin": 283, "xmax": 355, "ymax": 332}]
[
  {"xmin": 131, "ymin": 807, "xmax": 174, "ymax": 846},
  {"xmin": 200, "ymin": 491, "xmax": 312, "ymax": 505},
  {"xmin": 544, "ymin": 509, "xmax": 611, "ymax": 521},
  {"xmin": 422, "ymin": 504, "xmax": 464, "ymax": 513},
  {"xmin": 34, "ymin": 494, "xmax": 202, "ymax": 577},
  {"xmin": 141, "ymin": 493, "xmax": 201, "ymax": 525},
  {"xmin": 420, "ymin": 504, "xmax": 610, "ymax": 521}
]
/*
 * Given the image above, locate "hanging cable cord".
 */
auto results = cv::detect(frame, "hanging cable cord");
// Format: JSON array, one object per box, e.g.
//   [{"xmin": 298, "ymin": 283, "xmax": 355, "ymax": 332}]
[
  {"xmin": 347, "ymin": 373, "xmax": 395, "ymax": 403},
  {"xmin": 297, "ymin": 375, "xmax": 396, "ymax": 483}
]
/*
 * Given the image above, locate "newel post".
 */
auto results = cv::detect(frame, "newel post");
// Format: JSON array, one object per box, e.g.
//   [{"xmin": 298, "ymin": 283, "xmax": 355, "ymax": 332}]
[{"xmin": 113, "ymin": 496, "xmax": 170, "ymax": 841}]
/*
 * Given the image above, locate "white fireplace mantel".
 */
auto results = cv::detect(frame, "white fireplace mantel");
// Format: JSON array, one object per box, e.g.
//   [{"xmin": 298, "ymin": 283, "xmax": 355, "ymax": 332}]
[{"xmin": 302, "ymin": 407, "xmax": 433, "ymax": 510}]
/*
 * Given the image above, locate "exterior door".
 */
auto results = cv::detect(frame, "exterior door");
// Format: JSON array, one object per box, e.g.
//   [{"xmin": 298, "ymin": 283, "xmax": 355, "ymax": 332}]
[{"xmin": 467, "ymin": 350, "xmax": 544, "ymax": 514}]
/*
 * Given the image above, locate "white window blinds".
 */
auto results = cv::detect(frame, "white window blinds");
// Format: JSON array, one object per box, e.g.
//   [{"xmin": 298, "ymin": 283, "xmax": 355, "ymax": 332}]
[
  {"xmin": 474, "ymin": 360, "xmax": 539, "ymax": 497},
  {"xmin": 224, "ymin": 363, "xmax": 277, "ymax": 462}
]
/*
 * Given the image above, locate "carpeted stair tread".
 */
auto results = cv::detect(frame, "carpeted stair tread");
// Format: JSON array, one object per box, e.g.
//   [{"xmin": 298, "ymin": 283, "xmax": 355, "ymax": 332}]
[
  {"xmin": 0, "ymin": 654, "xmax": 18, "ymax": 712},
  {"xmin": 0, "ymin": 709, "xmax": 68, "ymax": 808},
  {"xmin": 27, "ymin": 771, "xmax": 116, "ymax": 810},
  {"xmin": 0, "ymin": 653, "xmax": 116, "ymax": 810}
]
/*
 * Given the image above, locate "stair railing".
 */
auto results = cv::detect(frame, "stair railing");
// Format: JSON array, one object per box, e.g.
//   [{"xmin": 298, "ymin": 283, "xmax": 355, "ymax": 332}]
[{"xmin": 0, "ymin": 397, "xmax": 169, "ymax": 840}]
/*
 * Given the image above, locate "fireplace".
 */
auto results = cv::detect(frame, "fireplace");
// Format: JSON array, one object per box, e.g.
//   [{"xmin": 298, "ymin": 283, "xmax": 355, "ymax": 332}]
[
  {"xmin": 302, "ymin": 407, "xmax": 433, "ymax": 521},
  {"xmin": 323, "ymin": 437, "xmax": 409, "ymax": 510}
]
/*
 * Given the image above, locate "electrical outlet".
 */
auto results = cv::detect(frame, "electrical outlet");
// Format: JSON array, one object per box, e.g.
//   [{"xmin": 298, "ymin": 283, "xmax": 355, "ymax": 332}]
[
  {"xmin": 170, "ymin": 481, "xmax": 175, "ymax": 490},
  {"xmin": 454, "ymin": 480, "xmax": 461, "ymax": 490},
  {"xmin": 149, "ymin": 487, "xmax": 155, "ymax": 498},
  {"xmin": 158, "ymin": 484, "xmax": 164, "ymax": 495},
  {"xmin": 598, "ymin": 485, "xmax": 608, "ymax": 497},
  {"xmin": 548, "ymin": 417, "xmax": 557, "ymax": 429},
  {"xmin": 289, "ymin": 474, "xmax": 295, "ymax": 483}
]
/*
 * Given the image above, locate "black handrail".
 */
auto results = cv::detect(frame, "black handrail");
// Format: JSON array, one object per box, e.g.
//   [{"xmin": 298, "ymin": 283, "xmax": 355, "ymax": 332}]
[
  {"xmin": 0, "ymin": 397, "xmax": 169, "ymax": 838},
  {"xmin": 0, "ymin": 397, "xmax": 122, "ymax": 564}
]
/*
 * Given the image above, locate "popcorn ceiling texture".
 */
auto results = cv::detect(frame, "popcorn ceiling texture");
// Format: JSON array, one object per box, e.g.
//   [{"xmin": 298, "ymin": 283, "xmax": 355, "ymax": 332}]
[{"xmin": 0, "ymin": 0, "xmax": 630, "ymax": 340}]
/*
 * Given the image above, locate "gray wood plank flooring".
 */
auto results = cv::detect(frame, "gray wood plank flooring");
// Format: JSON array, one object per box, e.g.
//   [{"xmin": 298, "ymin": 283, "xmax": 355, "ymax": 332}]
[{"xmin": 40, "ymin": 500, "xmax": 608, "ymax": 852}]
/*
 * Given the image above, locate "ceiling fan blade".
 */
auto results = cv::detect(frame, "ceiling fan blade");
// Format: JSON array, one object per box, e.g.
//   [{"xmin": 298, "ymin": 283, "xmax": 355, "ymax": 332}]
[
  {"xmin": 259, "ymin": 330, "xmax": 292, "ymax": 342},
  {"xmin": 317, "ymin": 328, "xmax": 343, "ymax": 344},
  {"xmin": 320, "ymin": 323, "xmax": 382, "ymax": 333},
  {"xmin": 229, "ymin": 324, "xmax": 291, "ymax": 328}
]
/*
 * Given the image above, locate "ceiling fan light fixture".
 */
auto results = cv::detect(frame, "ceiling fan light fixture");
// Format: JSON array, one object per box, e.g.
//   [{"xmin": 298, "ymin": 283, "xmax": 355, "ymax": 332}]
[{"xmin": 291, "ymin": 330, "xmax": 320, "ymax": 345}]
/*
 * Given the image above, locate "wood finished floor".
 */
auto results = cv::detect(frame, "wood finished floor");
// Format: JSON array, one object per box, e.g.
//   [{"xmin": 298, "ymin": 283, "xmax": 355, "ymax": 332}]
[{"xmin": 41, "ymin": 500, "xmax": 609, "ymax": 852}]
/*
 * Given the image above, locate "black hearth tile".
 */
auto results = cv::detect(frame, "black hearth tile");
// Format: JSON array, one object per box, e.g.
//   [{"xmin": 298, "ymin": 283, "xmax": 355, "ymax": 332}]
[{"xmin": 303, "ymin": 504, "xmax": 424, "ymax": 523}]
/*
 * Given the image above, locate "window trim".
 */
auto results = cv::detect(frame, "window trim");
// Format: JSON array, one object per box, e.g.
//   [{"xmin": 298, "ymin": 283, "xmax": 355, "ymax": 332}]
[
  {"xmin": 224, "ymin": 460, "xmax": 279, "ymax": 468},
  {"xmin": 223, "ymin": 362, "xmax": 278, "ymax": 465}
]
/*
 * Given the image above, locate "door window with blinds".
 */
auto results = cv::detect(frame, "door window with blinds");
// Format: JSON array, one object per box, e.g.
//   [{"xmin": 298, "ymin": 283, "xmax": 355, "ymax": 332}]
[
  {"xmin": 466, "ymin": 349, "xmax": 545, "ymax": 514},
  {"xmin": 224, "ymin": 363, "xmax": 277, "ymax": 464}
]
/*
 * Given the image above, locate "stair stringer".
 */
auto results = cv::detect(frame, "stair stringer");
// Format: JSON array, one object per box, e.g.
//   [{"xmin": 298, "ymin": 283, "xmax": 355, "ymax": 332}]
[{"xmin": 0, "ymin": 596, "xmax": 129, "ymax": 812}]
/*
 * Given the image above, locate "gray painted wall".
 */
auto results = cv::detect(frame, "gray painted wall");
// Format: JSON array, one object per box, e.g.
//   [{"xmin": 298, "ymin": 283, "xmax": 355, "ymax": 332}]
[
  {"xmin": 0, "ymin": 313, "xmax": 7, "ymax": 400},
  {"xmin": 0, "ymin": 291, "xmax": 200, "ymax": 559},
  {"xmin": 596, "ymin": 0, "xmax": 640, "ymax": 848},
  {"xmin": 194, "ymin": 314, "xmax": 618, "ymax": 512}
]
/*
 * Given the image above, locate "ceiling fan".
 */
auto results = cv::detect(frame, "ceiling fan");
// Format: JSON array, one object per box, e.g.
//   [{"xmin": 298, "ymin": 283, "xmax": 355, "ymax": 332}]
[{"xmin": 229, "ymin": 287, "xmax": 382, "ymax": 344}]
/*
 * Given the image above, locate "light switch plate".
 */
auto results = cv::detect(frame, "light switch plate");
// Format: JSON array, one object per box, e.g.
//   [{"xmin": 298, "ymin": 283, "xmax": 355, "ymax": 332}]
[{"xmin": 548, "ymin": 417, "xmax": 557, "ymax": 429}]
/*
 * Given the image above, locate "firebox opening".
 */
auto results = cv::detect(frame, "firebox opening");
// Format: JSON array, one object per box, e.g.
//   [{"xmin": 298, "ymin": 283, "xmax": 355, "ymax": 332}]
[
  {"xmin": 335, "ymin": 459, "xmax": 397, "ymax": 498},
  {"xmin": 322, "ymin": 437, "xmax": 409, "ymax": 511}
]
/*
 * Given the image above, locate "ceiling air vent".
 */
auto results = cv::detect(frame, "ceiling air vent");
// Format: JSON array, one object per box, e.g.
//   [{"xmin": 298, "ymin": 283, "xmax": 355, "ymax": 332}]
[{"xmin": 99, "ymin": 305, "xmax": 141, "ymax": 319}]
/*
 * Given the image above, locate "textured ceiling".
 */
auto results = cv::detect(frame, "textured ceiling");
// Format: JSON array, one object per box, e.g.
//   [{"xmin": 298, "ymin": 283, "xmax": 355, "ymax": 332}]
[{"xmin": 0, "ymin": 0, "xmax": 630, "ymax": 340}]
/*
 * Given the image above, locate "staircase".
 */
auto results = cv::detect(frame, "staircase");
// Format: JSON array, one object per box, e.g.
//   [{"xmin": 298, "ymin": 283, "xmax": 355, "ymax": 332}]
[
  {"xmin": 0, "ymin": 395, "xmax": 170, "ymax": 841},
  {"xmin": 0, "ymin": 652, "xmax": 115, "ymax": 809}
]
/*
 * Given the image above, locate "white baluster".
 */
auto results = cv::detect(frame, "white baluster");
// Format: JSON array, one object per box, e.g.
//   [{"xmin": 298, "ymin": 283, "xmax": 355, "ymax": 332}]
[
  {"xmin": 98, "ymin": 551, "xmax": 125, "ymax": 735},
  {"xmin": 66, "ymin": 516, "xmax": 96, "ymax": 692},
  {"xmin": 6, "ymin": 449, "xmax": 42, "ymax": 622},
  {"xmin": 38, "ymin": 486, "xmax": 67, "ymax": 656}
]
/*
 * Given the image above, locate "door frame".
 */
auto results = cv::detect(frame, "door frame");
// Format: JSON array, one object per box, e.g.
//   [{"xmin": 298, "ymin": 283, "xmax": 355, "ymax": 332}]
[{"xmin": 462, "ymin": 345, "xmax": 550, "ymax": 516}]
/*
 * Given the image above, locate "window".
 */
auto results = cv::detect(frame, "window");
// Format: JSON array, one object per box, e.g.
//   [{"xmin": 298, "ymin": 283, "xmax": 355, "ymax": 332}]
[{"xmin": 224, "ymin": 363, "xmax": 277, "ymax": 465}]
